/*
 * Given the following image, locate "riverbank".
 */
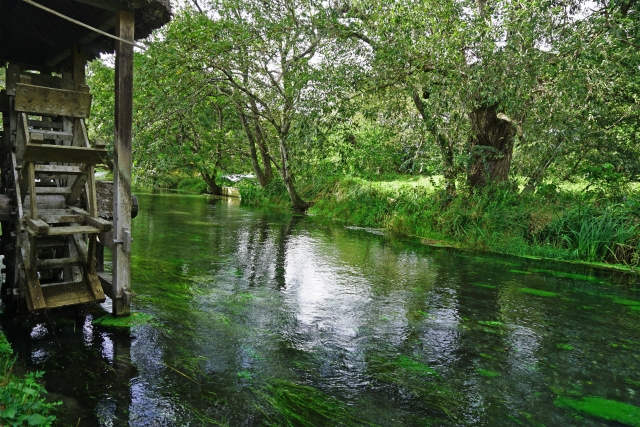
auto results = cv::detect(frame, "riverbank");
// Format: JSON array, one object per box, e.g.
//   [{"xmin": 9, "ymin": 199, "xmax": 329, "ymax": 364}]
[
  {"xmin": 0, "ymin": 330, "xmax": 59, "ymax": 426},
  {"xmin": 236, "ymin": 175, "xmax": 640, "ymax": 271}
]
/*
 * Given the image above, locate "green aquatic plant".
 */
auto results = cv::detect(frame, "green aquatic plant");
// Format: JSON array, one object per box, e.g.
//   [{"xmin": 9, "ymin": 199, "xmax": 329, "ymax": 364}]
[
  {"xmin": 237, "ymin": 370, "xmax": 253, "ymax": 380},
  {"xmin": 255, "ymin": 379, "xmax": 368, "ymax": 427},
  {"xmin": 473, "ymin": 283, "xmax": 497, "ymax": 289},
  {"xmin": 556, "ymin": 343, "xmax": 574, "ymax": 351},
  {"xmin": 476, "ymin": 368, "xmax": 501, "ymax": 378},
  {"xmin": 509, "ymin": 269, "xmax": 532, "ymax": 275},
  {"xmin": 395, "ymin": 356, "xmax": 438, "ymax": 376},
  {"xmin": 519, "ymin": 288, "xmax": 558, "ymax": 297},
  {"xmin": 555, "ymin": 396, "xmax": 640, "ymax": 426},
  {"xmin": 478, "ymin": 321, "xmax": 505, "ymax": 328},
  {"xmin": 528, "ymin": 268, "xmax": 605, "ymax": 283},
  {"xmin": 92, "ymin": 312, "xmax": 155, "ymax": 329}
]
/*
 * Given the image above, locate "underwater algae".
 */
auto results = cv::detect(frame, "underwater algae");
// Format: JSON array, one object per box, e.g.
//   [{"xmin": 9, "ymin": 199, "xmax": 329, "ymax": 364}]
[
  {"xmin": 518, "ymin": 288, "xmax": 558, "ymax": 297},
  {"xmin": 476, "ymin": 368, "xmax": 501, "ymax": 378},
  {"xmin": 92, "ymin": 312, "xmax": 155, "ymax": 328},
  {"xmin": 555, "ymin": 396, "xmax": 640, "ymax": 426}
]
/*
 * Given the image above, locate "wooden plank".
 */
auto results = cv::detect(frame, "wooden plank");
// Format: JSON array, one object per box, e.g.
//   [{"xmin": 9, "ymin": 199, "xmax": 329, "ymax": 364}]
[
  {"xmin": 23, "ymin": 144, "xmax": 106, "ymax": 164},
  {"xmin": 36, "ymin": 257, "xmax": 80, "ymax": 270},
  {"xmin": 16, "ymin": 113, "xmax": 31, "ymax": 165},
  {"xmin": 28, "ymin": 162, "xmax": 37, "ymax": 218},
  {"xmin": 45, "ymin": 225, "xmax": 100, "ymax": 236},
  {"xmin": 35, "ymin": 165, "xmax": 83, "ymax": 175},
  {"xmin": 6, "ymin": 68, "xmax": 65, "ymax": 96},
  {"xmin": 14, "ymin": 84, "xmax": 92, "ymax": 118},
  {"xmin": 0, "ymin": 195, "xmax": 11, "ymax": 222},
  {"xmin": 30, "ymin": 130, "xmax": 73, "ymax": 141},
  {"xmin": 35, "ymin": 187, "xmax": 72, "ymax": 196},
  {"xmin": 73, "ymin": 44, "xmax": 86, "ymax": 91},
  {"xmin": 67, "ymin": 207, "xmax": 113, "ymax": 231},
  {"xmin": 113, "ymin": 9, "xmax": 135, "ymax": 318},
  {"xmin": 25, "ymin": 217, "xmax": 49, "ymax": 235},
  {"xmin": 97, "ymin": 272, "xmax": 113, "ymax": 299},
  {"xmin": 40, "ymin": 281, "xmax": 93, "ymax": 309},
  {"xmin": 28, "ymin": 120, "xmax": 64, "ymax": 130},
  {"xmin": 66, "ymin": 164, "xmax": 90, "ymax": 205},
  {"xmin": 18, "ymin": 232, "xmax": 47, "ymax": 311},
  {"xmin": 38, "ymin": 208, "xmax": 85, "ymax": 221},
  {"xmin": 11, "ymin": 153, "xmax": 24, "ymax": 219}
]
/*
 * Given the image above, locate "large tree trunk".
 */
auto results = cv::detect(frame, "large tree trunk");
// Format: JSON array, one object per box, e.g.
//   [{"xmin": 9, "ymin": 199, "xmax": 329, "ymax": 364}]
[
  {"xmin": 467, "ymin": 104, "xmax": 517, "ymax": 188},
  {"xmin": 201, "ymin": 170, "xmax": 223, "ymax": 195},
  {"xmin": 277, "ymin": 133, "xmax": 310, "ymax": 210}
]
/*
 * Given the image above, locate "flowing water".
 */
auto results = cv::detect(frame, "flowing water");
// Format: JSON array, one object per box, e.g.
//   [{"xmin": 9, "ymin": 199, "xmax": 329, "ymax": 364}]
[{"xmin": 2, "ymin": 190, "xmax": 640, "ymax": 426}]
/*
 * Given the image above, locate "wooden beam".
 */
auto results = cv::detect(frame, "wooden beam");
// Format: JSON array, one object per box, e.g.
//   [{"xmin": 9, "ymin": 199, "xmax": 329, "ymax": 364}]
[
  {"xmin": 23, "ymin": 144, "xmax": 107, "ymax": 164},
  {"xmin": 73, "ymin": 45, "xmax": 87, "ymax": 91},
  {"xmin": 14, "ymin": 84, "xmax": 93, "ymax": 118},
  {"xmin": 112, "ymin": 10, "xmax": 134, "ymax": 318}
]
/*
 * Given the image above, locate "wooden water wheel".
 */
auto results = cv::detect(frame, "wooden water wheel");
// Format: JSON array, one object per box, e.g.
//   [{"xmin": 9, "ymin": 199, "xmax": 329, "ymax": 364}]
[{"xmin": 0, "ymin": 69, "xmax": 110, "ymax": 312}]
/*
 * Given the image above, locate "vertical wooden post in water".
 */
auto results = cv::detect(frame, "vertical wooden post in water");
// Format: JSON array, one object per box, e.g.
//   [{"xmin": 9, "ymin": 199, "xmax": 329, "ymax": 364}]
[{"xmin": 113, "ymin": 10, "xmax": 134, "ymax": 317}]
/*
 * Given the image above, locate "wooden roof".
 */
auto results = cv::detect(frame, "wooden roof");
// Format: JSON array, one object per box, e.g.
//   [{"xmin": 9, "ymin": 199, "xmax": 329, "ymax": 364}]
[{"xmin": 0, "ymin": 0, "xmax": 171, "ymax": 72}]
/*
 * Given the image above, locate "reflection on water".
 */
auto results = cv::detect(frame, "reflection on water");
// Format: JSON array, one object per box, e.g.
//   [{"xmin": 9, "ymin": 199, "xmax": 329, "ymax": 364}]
[{"xmin": 2, "ymin": 189, "xmax": 640, "ymax": 426}]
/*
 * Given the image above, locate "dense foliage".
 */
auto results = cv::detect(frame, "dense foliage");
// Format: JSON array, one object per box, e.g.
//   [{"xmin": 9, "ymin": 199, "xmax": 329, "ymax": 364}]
[{"xmin": 86, "ymin": 0, "xmax": 640, "ymax": 264}]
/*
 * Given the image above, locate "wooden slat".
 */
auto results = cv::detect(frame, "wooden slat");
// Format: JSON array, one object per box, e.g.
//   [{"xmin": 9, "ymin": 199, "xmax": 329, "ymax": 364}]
[
  {"xmin": 28, "ymin": 120, "xmax": 64, "ymax": 130},
  {"xmin": 86, "ymin": 271, "xmax": 106, "ymax": 303},
  {"xmin": 34, "ymin": 165, "xmax": 83, "ymax": 175},
  {"xmin": 36, "ymin": 257, "xmax": 80, "ymax": 270},
  {"xmin": 97, "ymin": 272, "xmax": 113, "ymax": 299},
  {"xmin": 35, "ymin": 187, "xmax": 72, "ymax": 196},
  {"xmin": 40, "ymin": 281, "xmax": 93, "ymax": 309},
  {"xmin": 14, "ymin": 83, "xmax": 92, "ymax": 118},
  {"xmin": 6, "ymin": 69, "xmax": 67, "ymax": 96},
  {"xmin": 18, "ymin": 233, "xmax": 47, "ymax": 311},
  {"xmin": 23, "ymin": 144, "xmax": 106, "ymax": 164},
  {"xmin": 65, "ymin": 164, "xmax": 90, "ymax": 205},
  {"xmin": 26, "ymin": 217, "xmax": 49, "ymax": 235},
  {"xmin": 67, "ymin": 207, "xmax": 113, "ymax": 231},
  {"xmin": 30, "ymin": 130, "xmax": 73, "ymax": 141},
  {"xmin": 37, "ymin": 209, "xmax": 86, "ymax": 224},
  {"xmin": 45, "ymin": 225, "xmax": 100, "ymax": 236}
]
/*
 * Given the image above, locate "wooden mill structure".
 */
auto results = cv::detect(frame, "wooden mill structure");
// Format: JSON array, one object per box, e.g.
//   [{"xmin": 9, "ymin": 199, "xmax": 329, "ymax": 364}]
[{"xmin": 0, "ymin": 0, "xmax": 170, "ymax": 317}]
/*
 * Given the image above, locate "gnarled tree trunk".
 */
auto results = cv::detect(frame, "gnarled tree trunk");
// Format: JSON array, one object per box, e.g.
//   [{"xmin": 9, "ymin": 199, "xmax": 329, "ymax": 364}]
[
  {"xmin": 467, "ymin": 104, "xmax": 517, "ymax": 188},
  {"xmin": 277, "ymin": 133, "xmax": 310, "ymax": 210}
]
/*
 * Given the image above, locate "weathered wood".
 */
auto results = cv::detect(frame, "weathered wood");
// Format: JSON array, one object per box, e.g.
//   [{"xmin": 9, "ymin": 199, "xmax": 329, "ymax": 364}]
[
  {"xmin": 66, "ymin": 164, "xmax": 90, "ymax": 205},
  {"xmin": 6, "ymin": 68, "xmax": 65, "ymax": 96},
  {"xmin": 37, "ymin": 210, "xmax": 85, "ymax": 224},
  {"xmin": 113, "ymin": 9, "xmax": 135, "ymax": 318},
  {"xmin": 11, "ymin": 153, "xmax": 24, "ymax": 219},
  {"xmin": 35, "ymin": 165, "xmax": 84, "ymax": 175},
  {"xmin": 35, "ymin": 187, "xmax": 72, "ymax": 196},
  {"xmin": 98, "ymin": 230, "xmax": 115, "ymax": 250},
  {"xmin": 30, "ymin": 130, "xmax": 73, "ymax": 141},
  {"xmin": 36, "ymin": 257, "xmax": 80, "ymax": 270},
  {"xmin": 72, "ymin": 234, "xmax": 89, "ymax": 264},
  {"xmin": 97, "ymin": 272, "xmax": 113, "ymax": 299},
  {"xmin": 19, "ymin": 233, "xmax": 46, "ymax": 311},
  {"xmin": 67, "ymin": 207, "xmax": 112, "ymax": 231},
  {"xmin": 28, "ymin": 120, "xmax": 64, "ymax": 130},
  {"xmin": 23, "ymin": 144, "xmax": 106, "ymax": 164},
  {"xmin": 28, "ymin": 162, "xmax": 37, "ymax": 218},
  {"xmin": 40, "ymin": 281, "xmax": 93, "ymax": 309},
  {"xmin": 14, "ymin": 84, "xmax": 92, "ymax": 118},
  {"xmin": 16, "ymin": 113, "xmax": 31, "ymax": 164},
  {"xmin": 25, "ymin": 217, "xmax": 49, "ymax": 235},
  {"xmin": 73, "ymin": 44, "xmax": 86, "ymax": 91},
  {"xmin": 45, "ymin": 15, "xmax": 116, "ymax": 67},
  {"xmin": 45, "ymin": 225, "xmax": 101, "ymax": 236},
  {"xmin": 71, "ymin": 0, "xmax": 129, "ymax": 12}
]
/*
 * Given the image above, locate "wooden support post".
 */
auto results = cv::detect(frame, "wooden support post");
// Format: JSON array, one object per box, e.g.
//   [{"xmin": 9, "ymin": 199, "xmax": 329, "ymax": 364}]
[
  {"xmin": 72, "ymin": 44, "xmax": 86, "ymax": 90},
  {"xmin": 112, "ymin": 10, "xmax": 134, "ymax": 317}
]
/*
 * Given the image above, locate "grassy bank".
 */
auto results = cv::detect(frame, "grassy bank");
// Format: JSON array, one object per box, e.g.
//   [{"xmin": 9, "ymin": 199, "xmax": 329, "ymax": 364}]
[
  {"xmin": 238, "ymin": 176, "xmax": 640, "ymax": 269},
  {"xmin": 0, "ymin": 330, "xmax": 59, "ymax": 426}
]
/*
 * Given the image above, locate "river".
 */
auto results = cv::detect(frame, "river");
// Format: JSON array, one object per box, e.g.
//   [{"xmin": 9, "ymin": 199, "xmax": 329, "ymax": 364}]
[{"xmin": 3, "ymin": 189, "xmax": 640, "ymax": 426}]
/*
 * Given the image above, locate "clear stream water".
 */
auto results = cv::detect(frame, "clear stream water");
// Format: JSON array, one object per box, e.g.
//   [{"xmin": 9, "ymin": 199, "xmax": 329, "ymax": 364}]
[{"xmin": 2, "ymin": 190, "xmax": 640, "ymax": 426}]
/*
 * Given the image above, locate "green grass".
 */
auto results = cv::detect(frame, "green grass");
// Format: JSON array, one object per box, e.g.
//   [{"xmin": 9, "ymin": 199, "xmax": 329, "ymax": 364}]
[
  {"xmin": 236, "ymin": 174, "xmax": 640, "ymax": 268},
  {"xmin": 92, "ymin": 312, "xmax": 155, "ymax": 328},
  {"xmin": 555, "ymin": 396, "xmax": 640, "ymax": 426}
]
